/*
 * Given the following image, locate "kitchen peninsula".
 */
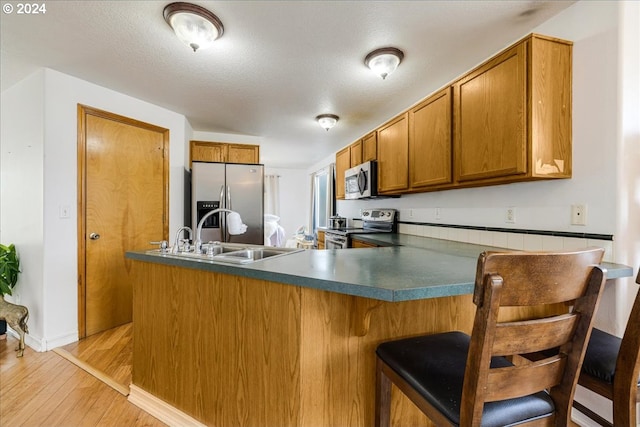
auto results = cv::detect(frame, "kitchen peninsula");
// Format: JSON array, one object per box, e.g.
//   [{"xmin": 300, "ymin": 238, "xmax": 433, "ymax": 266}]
[{"xmin": 126, "ymin": 239, "xmax": 632, "ymax": 427}]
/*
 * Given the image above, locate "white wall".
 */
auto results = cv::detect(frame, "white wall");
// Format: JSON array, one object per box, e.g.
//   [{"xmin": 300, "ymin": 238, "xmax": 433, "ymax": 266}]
[
  {"xmin": 0, "ymin": 70, "xmax": 45, "ymax": 341},
  {"xmin": 1, "ymin": 68, "xmax": 190, "ymax": 350},
  {"xmin": 264, "ymin": 167, "xmax": 309, "ymax": 242}
]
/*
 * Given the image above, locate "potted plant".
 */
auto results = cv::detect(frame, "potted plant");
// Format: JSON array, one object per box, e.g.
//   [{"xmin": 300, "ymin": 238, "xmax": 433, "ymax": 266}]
[{"xmin": 0, "ymin": 243, "xmax": 20, "ymax": 336}]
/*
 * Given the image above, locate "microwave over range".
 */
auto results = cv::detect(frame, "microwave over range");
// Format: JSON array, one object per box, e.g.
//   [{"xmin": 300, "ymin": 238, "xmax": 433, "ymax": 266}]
[{"xmin": 345, "ymin": 160, "xmax": 378, "ymax": 199}]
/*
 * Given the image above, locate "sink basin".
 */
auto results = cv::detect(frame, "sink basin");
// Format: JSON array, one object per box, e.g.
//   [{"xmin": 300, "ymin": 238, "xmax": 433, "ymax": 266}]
[{"xmin": 146, "ymin": 243, "xmax": 303, "ymax": 264}]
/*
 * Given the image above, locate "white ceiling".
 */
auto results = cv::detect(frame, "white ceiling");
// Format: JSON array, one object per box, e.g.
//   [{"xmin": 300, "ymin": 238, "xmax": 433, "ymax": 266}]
[{"xmin": 0, "ymin": 1, "xmax": 575, "ymax": 168}]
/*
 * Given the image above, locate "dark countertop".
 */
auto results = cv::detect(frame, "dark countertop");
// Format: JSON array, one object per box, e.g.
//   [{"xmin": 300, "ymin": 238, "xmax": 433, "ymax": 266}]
[{"xmin": 127, "ymin": 235, "xmax": 633, "ymax": 302}]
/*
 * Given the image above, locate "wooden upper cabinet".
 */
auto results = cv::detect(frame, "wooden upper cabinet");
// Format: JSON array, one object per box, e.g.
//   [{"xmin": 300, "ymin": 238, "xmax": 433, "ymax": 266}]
[
  {"xmin": 335, "ymin": 146, "xmax": 351, "ymax": 200},
  {"xmin": 409, "ymin": 88, "xmax": 452, "ymax": 189},
  {"xmin": 362, "ymin": 132, "xmax": 377, "ymax": 162},
  {"xmin": 453, "ymin": 34, "xmax": 572, "ymax": 185},
  {"xmin": 227, "ymin": 144, "xmax": 260, "ymax": 164},
  {"xmin": 191, "ymin": 141, "xmax": 227, "ymax": 166},
  {"xmin": 350, "ymin": 140, "xmax": 363, "ymax": 167},
  {"xmin": 377, "ymin": 113, "xmax": 409, "ymax": 194},
  {"xmin": 190, "ymin": 141, "xmax": 260, "ymax": 168}
]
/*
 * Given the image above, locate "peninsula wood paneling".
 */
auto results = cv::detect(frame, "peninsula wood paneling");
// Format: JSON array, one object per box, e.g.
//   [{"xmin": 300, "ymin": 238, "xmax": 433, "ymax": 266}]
[
  {"xmin": 132, "ymin": 263, "xmax": 302, "ymax": 427},
  {"xmin": 131, "ymin": 261, "xmax": 567, "ymax": 427}
]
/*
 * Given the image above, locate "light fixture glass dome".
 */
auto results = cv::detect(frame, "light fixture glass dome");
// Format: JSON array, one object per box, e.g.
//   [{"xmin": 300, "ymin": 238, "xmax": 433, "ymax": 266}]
[
  {"xmin": 365, "ymin": 47, "xmax": 404, "ymax": 80},
  {"xmin": 316, "ymin": 114, "xmax": 339, "ymax": 131},
  {"xmin": 164, "ymin": 2, "xmax": 224, "ymax": 52}
]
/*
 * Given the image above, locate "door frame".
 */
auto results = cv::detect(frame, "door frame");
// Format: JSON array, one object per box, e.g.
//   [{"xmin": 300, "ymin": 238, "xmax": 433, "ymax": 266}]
[{"xmin": 76, "ymin": 104, "xmax": 170, "ymax": 339}]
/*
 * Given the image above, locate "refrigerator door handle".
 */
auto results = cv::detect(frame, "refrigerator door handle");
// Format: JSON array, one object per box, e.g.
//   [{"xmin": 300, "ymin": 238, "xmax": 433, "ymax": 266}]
[
  {"xmin": 219, "ymin": 185, "xmax": 226, "ymax": 242},
  {"xmin": 225, "ymin": 185, "xmax": 232, "ymax": 242}
]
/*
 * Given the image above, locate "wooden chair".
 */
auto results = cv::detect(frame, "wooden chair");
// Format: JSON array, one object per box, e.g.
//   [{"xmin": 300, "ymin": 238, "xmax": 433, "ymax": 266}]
[
  {"xmin": 572, "ymin": 268, "xmax": 640, "ymax": 427},
  {"xmin": 375, "ymin": 248, "xmax": 607, "ymax": 427}
]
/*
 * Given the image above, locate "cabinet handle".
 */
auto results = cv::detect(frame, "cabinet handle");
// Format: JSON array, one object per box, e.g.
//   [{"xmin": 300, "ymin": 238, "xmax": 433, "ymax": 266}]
[{"xmin": 89, "ymin": 233, "xmax": 101, "ymax": 240}]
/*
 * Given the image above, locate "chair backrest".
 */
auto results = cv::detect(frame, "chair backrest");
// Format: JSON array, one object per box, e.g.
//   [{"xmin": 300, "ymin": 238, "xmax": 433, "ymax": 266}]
[
  {"xmin": 461, "ymin": 248, "xmax": 606, "ymax": 426},
  {"xmin": 612, "ymin": 269, "xmax": 640, "ymax": 424}
]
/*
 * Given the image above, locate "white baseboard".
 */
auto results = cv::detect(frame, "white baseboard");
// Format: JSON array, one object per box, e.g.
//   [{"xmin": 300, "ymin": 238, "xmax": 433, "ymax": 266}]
[
  {"xmin": 128, "ymin": 384, "xmax": 207, "ymax": 427},
  {"xmin": 5, "ymin": 327, "xmax": 77, "ymax": 353}
]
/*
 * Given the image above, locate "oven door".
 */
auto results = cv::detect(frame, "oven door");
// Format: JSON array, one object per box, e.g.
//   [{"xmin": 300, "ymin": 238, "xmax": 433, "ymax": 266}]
[{"xmin": 325, "ymin": 232, "xmax": 348, "ymax": 249}]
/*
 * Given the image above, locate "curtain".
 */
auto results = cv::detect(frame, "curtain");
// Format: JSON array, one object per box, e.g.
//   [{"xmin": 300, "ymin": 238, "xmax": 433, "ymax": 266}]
[{"xmin": 264, "ymin": 174, "xmax": 280, "ymax": 216}]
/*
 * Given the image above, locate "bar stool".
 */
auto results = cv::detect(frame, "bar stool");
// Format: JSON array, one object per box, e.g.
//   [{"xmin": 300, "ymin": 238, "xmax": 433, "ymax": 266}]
[
  {"xmin": 573, "ymin": 268, "xmax": 640, "ymax": 427},
  {"xmin": 375, "ymin": 248, "xmax": 607, "ymax": 426}
]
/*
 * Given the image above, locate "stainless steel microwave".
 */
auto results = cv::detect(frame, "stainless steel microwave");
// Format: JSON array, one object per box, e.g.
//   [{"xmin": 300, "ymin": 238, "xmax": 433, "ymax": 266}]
[{"xmin": 345, "ymin": 160, "xmax": 378, "ymax": 199}]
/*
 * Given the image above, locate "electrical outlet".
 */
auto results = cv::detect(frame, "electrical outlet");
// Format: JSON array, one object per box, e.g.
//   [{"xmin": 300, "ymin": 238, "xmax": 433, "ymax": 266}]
[
  {"xmin": 435, "ymin": 208, "xmax": 441, "ymax": 220},
  {"xmin": 505, "ymin": 207, "xmax": 516, "ymax": 223},
  {"xmin": 571, "ymin": 204, "xmax": 587, "ymax": 225}
]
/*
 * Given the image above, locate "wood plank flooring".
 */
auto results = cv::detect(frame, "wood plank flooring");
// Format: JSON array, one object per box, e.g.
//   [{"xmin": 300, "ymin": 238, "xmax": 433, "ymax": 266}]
[{"xmin": 0, "ymin": 326, "xmax": 166, "ymax": 427}]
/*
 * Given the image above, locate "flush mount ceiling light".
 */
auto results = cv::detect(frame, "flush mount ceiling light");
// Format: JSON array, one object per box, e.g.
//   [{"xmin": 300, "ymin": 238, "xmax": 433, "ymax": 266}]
[
  {"xmin": 316, "ymin": 114, "xmax": 339, "ymax": 131},
  {"xmin": 163, "ymin": 2, "xmax": 224, "ymax": 52},
  {"xmin": 364, "ymin": 47, "xmax": 404, "ymax": 80}
]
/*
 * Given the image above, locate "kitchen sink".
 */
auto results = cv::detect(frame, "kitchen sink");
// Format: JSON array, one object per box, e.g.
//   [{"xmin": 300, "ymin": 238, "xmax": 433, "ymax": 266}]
[{"xmin": 146, "ymin": 242, "xmax": 303, "ymax": 264}]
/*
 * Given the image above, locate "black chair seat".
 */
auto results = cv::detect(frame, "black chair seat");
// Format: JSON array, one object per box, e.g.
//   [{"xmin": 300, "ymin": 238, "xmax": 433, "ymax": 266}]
[
  {"xmin": 582, "ymin": 328, "xmax": 621, "ymax": 384},
  {"xmin": 376, "ymin": 331, "xmax": 555, "ymax": 427}
]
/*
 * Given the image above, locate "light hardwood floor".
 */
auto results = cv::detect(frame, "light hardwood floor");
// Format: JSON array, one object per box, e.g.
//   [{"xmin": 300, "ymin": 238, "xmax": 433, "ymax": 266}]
[{"xmin": 0, "ymin": 325, "xmax": 165, "ymax": 427}]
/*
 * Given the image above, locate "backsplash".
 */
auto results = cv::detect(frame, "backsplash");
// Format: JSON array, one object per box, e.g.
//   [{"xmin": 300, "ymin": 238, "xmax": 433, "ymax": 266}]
[{"xmin": 351, "ymin": 219, "xmax": 614, "ymax": 262}]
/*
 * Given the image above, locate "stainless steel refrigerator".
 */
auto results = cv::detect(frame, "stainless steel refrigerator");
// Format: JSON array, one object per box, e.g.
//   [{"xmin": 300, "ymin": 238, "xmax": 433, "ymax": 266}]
[{"xmin": 191, "ymin": 161, "xmax": 264, "ymax": 245}]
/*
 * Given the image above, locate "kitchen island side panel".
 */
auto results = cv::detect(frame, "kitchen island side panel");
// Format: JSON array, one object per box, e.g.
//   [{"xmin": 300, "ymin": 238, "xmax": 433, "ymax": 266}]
[
  {"xmin": 299, "ymin": 287, "xmax": 476, "ymax": 427},
  {"xmin": 131, "ymin": 259, "xmax": 570, "ymax": 427},
  {"xmin": 131, "ymin": 261, "xmax": 302, "ymax": 427}
]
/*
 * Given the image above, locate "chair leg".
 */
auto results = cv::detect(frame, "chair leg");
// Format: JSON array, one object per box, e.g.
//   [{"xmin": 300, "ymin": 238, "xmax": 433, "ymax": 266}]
[{"xmin": 376, "ymin": 357, "xmax": 392, "ymax": 427}]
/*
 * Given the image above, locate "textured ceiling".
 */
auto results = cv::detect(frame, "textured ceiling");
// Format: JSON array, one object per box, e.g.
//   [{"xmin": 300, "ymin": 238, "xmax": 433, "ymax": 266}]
[{"xmin": 0, "ymin": 1, "xmax": 575, "ymax": 168}]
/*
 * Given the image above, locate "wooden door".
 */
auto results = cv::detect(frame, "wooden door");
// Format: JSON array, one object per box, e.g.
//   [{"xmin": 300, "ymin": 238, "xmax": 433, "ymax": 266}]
[
  {"xmin": 78, "ymin": 105, "xmax": 169, "ymax": 338},
  {"xmin": 227, "ymin": 144, "xmax": 259, "ymax": 164},
  {"xmin": 409, "ymin": 87, "xmax": 452, "ymax": 189},
  {"xmin": 377, "ymin": 113, "xmax": 409, "ymax": 193},
  {"xmin": 362, "ymin": 132, "xmax": 377, "ymax": 162},
  {"xmin": 335, "ymin": 147, "xmax": 351, "ymax": 199},
  {"xmin": 190, "ymin": 141, "xmax": 227, "ymax": 168},
  {"xmin": 350, "ymin": 140, "xmax": 362, "ymax": 166},
  {"xmin": 453, "ymin": 42, "xmax": 527, "ymax": 183}
]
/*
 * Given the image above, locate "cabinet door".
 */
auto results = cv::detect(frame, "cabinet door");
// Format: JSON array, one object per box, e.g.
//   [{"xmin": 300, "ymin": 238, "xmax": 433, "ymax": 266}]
[
  {"xmin": 377, "ymin": 113, "xmax": 409, "ymax": 193},
  {"xmin": 228, "ymin": 144, "xmax": 259, "ymax": 164},
  {"xmin": 316, "ymin": 231, "xmax": 325, "ymax": 250},
  {"xmin": 350, "ymin": 141, "xmax": 362, "ymax": 166},
  {"xmin": 190, "ymin": 141, "xmax": 227, "ymax": 167},
  {"xmin": 454, "ymin": 42, "xmax": 527, "ymax": 182},
  {"xmin": 335, "ymin": 147, "xmax": 351, "ymax": 200},
  {"xmin": 351, "ymin": 239, "xmax": 378, "ymax": 248},
  {"xmin": 409, "ymin": 88, "xmax": 452, "ymax": 188},
  {"xmin": 362, "ymin": 132, "xmax": 377, "ymax": 162}
]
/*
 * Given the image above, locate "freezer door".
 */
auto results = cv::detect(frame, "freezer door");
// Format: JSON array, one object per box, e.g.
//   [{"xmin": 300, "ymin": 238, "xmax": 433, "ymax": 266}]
[
  {"xmin": 191, "ymin": 162, "xmax": 225, "ymax": 243},
  {"xmin": 225, "ymin": 164, "xmax": 264, "ymax": 244}
]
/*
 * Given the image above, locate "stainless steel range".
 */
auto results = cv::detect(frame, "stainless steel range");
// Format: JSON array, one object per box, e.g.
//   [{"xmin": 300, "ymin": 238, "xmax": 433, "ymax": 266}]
[{"xmin": 324, "ymin": 208, "xmax": 397, "ymax": 249}]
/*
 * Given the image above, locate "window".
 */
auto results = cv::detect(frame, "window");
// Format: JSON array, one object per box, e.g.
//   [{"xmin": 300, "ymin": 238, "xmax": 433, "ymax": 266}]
[{"xmin": 311, "ymin": 164, "xmax": 335, "ymax": 232}]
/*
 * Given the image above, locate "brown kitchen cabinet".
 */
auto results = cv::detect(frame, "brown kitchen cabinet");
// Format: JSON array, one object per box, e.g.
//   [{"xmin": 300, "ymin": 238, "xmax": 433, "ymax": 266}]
[
  {"xmin": 409, "ymin": 87, "xmax": 452, "ymax": 189},
  {"xmin": 377, "ymin": 113, "xmax": 409, "ymax": 194},
  {"xmin": 453, "ymin": 34, "xmax": 572, "ymax": 185},
  {"xmin": 190, "ymin": 141, "xmax": 260, "ymax": 168},
  {"xmin": 362, "ymin": 132, "xmax": 377, "ymax": 162},
  {"xmin": 350, "ymin": 140, "xmax": 362, "ymax": 167},
  {"xmin": 316, "ymin": 230, "xmax": 325, "ymax": 250},
  {"xmin": 351, "ymin": 239, "xmax": 379, "ymax": 248},
  {"xmin": 335, "ymin": 147, "xmax": 351, "ymax": 200}
]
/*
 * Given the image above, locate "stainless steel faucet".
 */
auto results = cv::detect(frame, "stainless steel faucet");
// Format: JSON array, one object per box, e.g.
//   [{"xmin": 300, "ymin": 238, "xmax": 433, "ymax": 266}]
[
  {"xmin": 171, "ymin": 226, "xmax": 193, "ymax": 254},
  {"xmin": 194, "ymin": 208, "xmax": 239, "ymax": 254}
]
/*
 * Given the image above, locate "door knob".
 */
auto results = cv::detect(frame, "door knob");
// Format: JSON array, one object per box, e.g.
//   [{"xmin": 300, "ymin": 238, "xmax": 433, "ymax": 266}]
[{"xmin": 89, "ymin": 233, "xmax": 100, "ymax": 240}]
